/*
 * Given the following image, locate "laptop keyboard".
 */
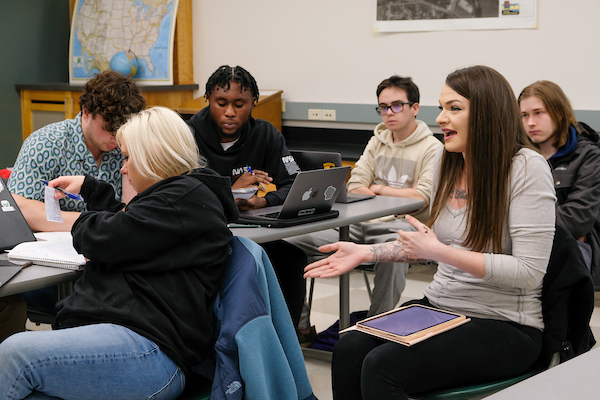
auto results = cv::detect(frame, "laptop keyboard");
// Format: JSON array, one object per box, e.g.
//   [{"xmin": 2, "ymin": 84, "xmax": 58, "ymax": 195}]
[{"xmin": 257, "ymin": 211, "xmax": 281, "ymax": 219}]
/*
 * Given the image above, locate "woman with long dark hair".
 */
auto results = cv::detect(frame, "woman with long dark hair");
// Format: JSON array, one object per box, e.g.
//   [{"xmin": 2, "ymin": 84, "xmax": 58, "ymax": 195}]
[{"xmin": 304, "ymin": 66, "xmax": 556, "ymax": 400}]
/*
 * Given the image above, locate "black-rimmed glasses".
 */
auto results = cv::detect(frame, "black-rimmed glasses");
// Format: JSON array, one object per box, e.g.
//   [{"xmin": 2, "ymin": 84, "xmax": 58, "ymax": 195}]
[{"xmin": 375, "ymin": 102, "xmax": 414, "ymax": 116}]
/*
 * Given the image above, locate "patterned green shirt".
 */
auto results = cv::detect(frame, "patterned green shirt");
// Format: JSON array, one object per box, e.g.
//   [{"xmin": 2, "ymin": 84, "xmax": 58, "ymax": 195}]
[{"xmin": 7, "ymin": 113, "xmax": 123, "ymax": 212}]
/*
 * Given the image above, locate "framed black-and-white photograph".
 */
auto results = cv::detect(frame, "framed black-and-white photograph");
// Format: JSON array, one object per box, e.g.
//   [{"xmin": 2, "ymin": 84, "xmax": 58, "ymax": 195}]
[{"xmin": 374, "ymin": 0, "xmax": 537, "ymax": 32}]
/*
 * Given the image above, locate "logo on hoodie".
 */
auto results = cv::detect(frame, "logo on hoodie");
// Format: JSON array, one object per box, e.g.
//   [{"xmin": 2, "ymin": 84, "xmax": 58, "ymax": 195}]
[{"xmin": 225, "ymin": 380, "xmax": 242, "ymax": 395}]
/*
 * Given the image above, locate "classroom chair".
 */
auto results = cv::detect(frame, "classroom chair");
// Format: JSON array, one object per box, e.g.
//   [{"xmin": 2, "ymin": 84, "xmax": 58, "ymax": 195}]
[
  {"xmin": 178, "ymin": 236, "xmax": 316, "ymax": 400},
  {"xmin": 407, "ymin": 225, "xmax": 596, "ymax": 400}
]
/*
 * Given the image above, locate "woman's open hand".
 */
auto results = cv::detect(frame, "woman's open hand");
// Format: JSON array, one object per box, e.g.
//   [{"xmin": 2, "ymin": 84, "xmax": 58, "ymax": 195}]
[{"xmin": 303, "ymin": 242, "xmax": 372, "ymax": 278}]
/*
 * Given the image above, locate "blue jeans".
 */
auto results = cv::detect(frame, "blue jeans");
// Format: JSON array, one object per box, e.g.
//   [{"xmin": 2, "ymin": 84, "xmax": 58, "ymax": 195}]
[{"xmin": 0, "ymin": 323, "xmax": 185, "ymax": 400}]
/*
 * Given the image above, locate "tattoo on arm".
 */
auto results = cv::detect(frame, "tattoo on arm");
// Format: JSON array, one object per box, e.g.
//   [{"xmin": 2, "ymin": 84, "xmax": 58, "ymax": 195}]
[{"xmin": 370, "ymin": 242, "xmax": 426, "ymax": 263}]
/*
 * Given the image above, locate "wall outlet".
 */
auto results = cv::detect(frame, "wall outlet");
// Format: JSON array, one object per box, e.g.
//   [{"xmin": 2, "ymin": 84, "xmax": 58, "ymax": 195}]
[
  {"xmin": 308, "ymin": 109, "xmax": 323, "ymax": 120},
  {"xmin": 323, "ymin": 109, "xmax": 336, "ymax": 121}
]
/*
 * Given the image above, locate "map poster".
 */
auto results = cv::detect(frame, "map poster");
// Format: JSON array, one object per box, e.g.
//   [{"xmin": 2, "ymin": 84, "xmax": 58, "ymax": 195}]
[
  {"xmin": 374, "ymin": 0, "xmax": 537, "ymax": 33},
  {"xmin": 69, "ymin": 0, "xmax": 179, "ymax": 85}
]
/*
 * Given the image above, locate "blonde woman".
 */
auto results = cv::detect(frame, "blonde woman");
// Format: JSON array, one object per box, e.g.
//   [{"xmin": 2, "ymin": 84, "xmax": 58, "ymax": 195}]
[{"xmin": 0, "ymin": 106, "xmax": 239, "ymax": 400}]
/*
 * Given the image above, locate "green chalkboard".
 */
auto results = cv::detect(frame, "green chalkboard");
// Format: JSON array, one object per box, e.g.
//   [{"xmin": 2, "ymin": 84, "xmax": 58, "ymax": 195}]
[{"xmin": 0, "ymin": 1, "xmax": 70, "ymax": 168}]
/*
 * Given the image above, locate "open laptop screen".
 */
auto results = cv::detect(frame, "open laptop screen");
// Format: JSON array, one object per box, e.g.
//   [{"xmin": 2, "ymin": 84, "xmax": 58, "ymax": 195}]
[{"xmin": 0, "ymin": 178, "xmax": 37, "ymax": 251}]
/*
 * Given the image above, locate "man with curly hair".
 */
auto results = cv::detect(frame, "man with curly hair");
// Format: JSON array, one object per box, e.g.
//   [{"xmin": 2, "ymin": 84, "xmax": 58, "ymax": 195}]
[
  {"xmin": 8, "ymin": 71, "xmax": 146, "ymax": 231},
  {"xmin": 1, "ymin": 70, "xmax": 145, "ymax": 342}
]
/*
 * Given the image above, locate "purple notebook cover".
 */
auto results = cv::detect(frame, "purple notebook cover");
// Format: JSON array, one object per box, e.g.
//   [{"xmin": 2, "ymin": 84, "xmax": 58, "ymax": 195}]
[{"xmin": 361, "ymin": 306, "xmax": 459, "ymax": 337}]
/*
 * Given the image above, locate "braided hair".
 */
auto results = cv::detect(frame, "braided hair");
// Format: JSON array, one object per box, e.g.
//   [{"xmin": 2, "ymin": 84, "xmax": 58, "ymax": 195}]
[{"xmin": 204, "ymin": 65, "xmax": 260, "ymax": 102}]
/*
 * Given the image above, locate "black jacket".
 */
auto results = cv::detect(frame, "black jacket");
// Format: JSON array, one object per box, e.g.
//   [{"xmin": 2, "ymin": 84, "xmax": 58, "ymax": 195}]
[
  {"xmin": 56, "ymin": 168, "xmax": 239, "ymax": 377},
  {"xmin": 188, "ymin": 107, "xmax": 298, "ymax": 206},
  {"xmin": 538, "ymin": 225, "xmax": 596, "ymax": 367},
  {"xmin": 549, "ymin": 125, "xmax": 600, "ymax": 287}
]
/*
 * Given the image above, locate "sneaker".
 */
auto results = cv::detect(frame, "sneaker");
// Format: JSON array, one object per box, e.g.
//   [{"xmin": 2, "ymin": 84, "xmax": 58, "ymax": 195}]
[{"xmin": 297, "ymin": 325, "xmax": 317, "ymax": 345}]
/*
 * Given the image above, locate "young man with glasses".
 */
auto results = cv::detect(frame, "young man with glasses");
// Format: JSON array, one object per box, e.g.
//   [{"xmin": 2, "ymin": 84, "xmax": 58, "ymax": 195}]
[{"xmin": 289, "ymin": 75, "xmax": 442, "ymax": 329}]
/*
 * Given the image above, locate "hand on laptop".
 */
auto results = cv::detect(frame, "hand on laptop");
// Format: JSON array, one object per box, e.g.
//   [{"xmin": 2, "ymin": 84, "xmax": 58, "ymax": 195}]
[
  {"xmin": 232, "ymin": 169, "xmax": 272, "ymax": 192},
  {"xmin": 235, "ymin": 195, "xmax": 267, "ymax": 211}
]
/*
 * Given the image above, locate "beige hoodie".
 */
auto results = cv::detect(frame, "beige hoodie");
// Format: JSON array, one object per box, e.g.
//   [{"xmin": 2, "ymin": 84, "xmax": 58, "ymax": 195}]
[{"xmin": 347, "ymin": 119, "xmax": 442, "ymax": 222}]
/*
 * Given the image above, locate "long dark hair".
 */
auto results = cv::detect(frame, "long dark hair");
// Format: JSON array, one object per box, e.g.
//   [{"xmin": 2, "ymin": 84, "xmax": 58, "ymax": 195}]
[
  {"xmin": 518, "ymin": 80, "xmax": 579, "ymax": 150},
  {"xmin": 428, "ymin": 66, "xmax": 534, "ymax": 252}
]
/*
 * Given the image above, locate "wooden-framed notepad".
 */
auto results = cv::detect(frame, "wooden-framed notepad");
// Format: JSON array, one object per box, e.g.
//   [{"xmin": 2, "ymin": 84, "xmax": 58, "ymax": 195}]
[{"xmin": 342, "ymin": 304, "xmax": 470, "ymax": 346}]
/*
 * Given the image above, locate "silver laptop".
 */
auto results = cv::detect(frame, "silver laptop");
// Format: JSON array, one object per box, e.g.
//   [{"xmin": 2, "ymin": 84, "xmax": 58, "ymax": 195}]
[
  {"xmin": 237, "ymin": 166, "xmax": 351, "ymax": 228},
  {"xmin": 290, "ymin": 150, "xmax": 375, "ymax": 203},
  {"xmin": 0, "ymin": 178, "xmax": 37, "ymax": 252}
]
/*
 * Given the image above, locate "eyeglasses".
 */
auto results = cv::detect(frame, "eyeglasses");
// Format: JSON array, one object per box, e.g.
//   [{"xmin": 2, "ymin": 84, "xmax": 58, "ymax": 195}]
[{"xmin": 375, "ymin": 102, "xmax": 414, "ymax": 116}]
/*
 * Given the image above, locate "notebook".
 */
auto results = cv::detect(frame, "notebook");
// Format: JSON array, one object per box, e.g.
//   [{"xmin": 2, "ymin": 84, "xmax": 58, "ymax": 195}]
[
  {"xmin": 290, "ymin": 150, "xmax": 375, "ymax": 203},
  {"xmin": 0, "ymin": 178, "xmax": 37, "ymax": 252},
  {"xmin": 8, "ymin": 240, "xmax": 86, "ymax": 270},
  {"xmin": 236, "ymin": 166, "xmax": 351, "ymax": 228},
  {"xmin": 342, "ymin": 304, "xmax": 470, "ymax": 346}
]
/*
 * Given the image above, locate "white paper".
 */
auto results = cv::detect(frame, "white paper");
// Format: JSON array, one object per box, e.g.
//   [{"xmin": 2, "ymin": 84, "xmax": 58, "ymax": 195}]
[
  {"xmin": 34, "ymin": 231, "xmax": 73, "ymax": 242},
  {"xmin": 44, "ymin": 186, "xmax": 64, "ymax": 223},
  {"xmin": 8, "ymin": 240, "xmax": 86, "ymax": 268}
]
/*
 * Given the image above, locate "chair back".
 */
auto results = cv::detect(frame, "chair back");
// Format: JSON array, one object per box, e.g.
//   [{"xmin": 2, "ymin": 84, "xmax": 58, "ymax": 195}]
[
  {"xmin": 538, "ymin": 225, "xmax": 596, "ymax": 366},
  {"xmin": 209, "ymin": 236, "xmax": 316, "ymax": 400},
  {"xmin": 290, "ymin": 150, "xmax": 342, "ymax": 171}
]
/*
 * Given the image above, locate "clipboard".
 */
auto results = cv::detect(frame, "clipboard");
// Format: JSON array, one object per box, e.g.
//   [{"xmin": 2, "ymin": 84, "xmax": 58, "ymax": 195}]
[{"xmin": 343, "ymin": 304, "xmax": 470, "ymax": 346}]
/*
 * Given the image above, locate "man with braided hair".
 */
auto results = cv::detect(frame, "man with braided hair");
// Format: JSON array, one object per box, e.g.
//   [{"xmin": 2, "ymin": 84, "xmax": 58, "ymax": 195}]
[
  {"xmin": 188, "ymin": 65, "xmax": 298, "ymax": 209},
  {"xmin": 1, "ymin": 70, "xmax": 146, "ymax": 343},
  {"xmin": 188, "ymin": 65, "xmax": 307, "ymax": 329}
]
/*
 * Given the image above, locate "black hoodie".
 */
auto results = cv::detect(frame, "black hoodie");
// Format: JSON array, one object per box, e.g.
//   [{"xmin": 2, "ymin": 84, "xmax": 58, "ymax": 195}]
[
  {"xmin": 188, "ymin": 107, "xmax": 298, "ymax": 206},
  {"xmin": 56, "ymin": 168, "xmax": 239, "ymax": 377}
]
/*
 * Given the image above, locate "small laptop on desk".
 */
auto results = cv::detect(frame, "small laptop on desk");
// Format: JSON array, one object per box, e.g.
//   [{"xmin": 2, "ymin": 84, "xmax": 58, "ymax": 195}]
[
  {"xmin": 290, "ymin": 150, "xmax": 375, "ymax": 203},
  {"xmin": 0, "ymin": 177, "xmax": 37, "ymax": 287},
  {"xmin": 0, "ymin": 178, "xmax": 36, "ymax": 252},
  {"xmin": 236, "ymin": 166, "xmax": 351, "ymax": 228}
]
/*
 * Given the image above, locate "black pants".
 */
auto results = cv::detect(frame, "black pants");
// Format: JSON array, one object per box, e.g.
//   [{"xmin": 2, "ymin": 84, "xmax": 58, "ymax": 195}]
[
  {"xmin": 332, "ymin": 298, "xmax": 543, "ymax": 400},
  {"xmin": 261, "ymin": 240, "xmax": 307, "ymax": 328}
]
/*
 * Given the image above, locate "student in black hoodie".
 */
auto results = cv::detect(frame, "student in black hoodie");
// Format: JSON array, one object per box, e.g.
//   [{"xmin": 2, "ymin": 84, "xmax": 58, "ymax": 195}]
[
  {"xmin": 188, "ymin": 65, "xmax": 307, "ymax": 330},
  {"xmin": 0, "ymin": 106, "xmax": 239, "ymax": 400}
]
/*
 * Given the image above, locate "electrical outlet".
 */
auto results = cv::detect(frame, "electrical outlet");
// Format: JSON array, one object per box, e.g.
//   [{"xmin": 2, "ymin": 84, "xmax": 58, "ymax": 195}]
[
  {"xmin": 323, "ymin": 109, "xmax": 336, "ymax": 121},
  {"xmin": 308, "ymin": 109, "xmax": 323, "ymax": 120}
]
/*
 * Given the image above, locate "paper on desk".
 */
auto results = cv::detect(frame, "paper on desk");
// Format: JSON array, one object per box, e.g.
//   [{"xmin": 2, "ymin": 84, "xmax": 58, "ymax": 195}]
[
  {"xmin": 34, "ymin": 231, "xmax": 73, "ymax": 242},
  {"xmin": 44, "ymin": 186, "xmax": 63, "ymax": 223}
]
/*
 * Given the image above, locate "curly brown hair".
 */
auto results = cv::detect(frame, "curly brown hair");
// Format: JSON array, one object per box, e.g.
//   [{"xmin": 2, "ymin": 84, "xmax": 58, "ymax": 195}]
[{"xmin": 79, "ymin": 71, "xmax": 146, "ymax": 133}]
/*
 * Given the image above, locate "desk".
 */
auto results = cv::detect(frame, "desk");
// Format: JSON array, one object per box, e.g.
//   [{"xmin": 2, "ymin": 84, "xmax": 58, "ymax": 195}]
[
  {"xmin": 233, "ymin": 195, "xmax": 423, "ymax": 330},
  {"xmin": 0, "ymin": 254, "xmax": 81, "ymax": 299},
  {"xmin": 0, "ymin": 196, "xmax": 422, "ymax": 330},
  {"xmin": 483, "ymin": 346, "xmax": 600, "ymax": 399}
]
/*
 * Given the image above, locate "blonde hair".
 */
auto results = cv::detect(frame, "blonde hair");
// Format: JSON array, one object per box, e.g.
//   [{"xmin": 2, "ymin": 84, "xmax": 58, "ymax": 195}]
[{"xmin": 116, "ymin": 106, "xmax": 205, "ymax": 182}]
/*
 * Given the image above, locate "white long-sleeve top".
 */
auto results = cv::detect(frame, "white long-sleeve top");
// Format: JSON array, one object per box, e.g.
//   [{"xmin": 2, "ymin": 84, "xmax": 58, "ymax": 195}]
[{"xmin": 424, "ymin": 148, "xmax": 556, "ymax": 330}]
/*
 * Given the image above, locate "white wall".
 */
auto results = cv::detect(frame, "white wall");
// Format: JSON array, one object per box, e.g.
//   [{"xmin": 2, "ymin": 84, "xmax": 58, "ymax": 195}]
[{"xmin": 192, "ymin": 0, "xmax": 600, "ymax": 110}]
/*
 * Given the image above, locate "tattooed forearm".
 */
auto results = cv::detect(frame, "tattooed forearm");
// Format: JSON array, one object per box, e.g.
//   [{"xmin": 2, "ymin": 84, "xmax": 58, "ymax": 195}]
[{"xmin": 370, "ymin": 242, "xmax": 425, "ymax": 263}]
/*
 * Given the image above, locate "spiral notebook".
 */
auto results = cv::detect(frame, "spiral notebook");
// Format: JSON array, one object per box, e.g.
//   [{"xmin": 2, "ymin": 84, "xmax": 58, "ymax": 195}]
[{"xmin": 7, "ymin": 240, "xmax": 86, "ymax": 270}]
